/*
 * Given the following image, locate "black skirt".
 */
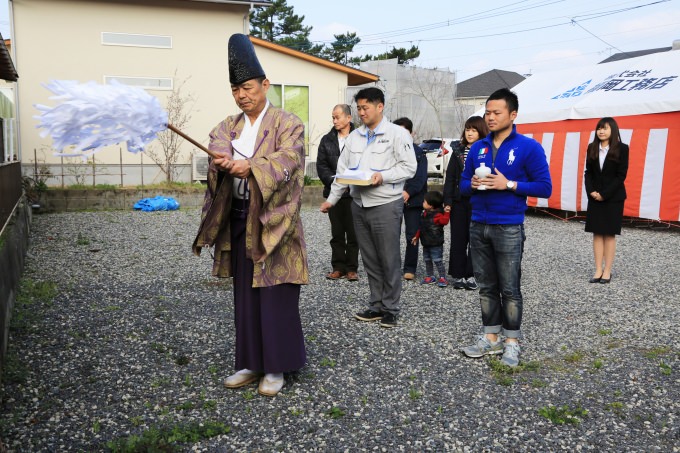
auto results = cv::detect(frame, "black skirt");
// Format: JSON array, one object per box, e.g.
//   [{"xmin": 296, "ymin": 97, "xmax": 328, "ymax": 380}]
[{"xmin": 585, "ymin": 200, "xmax": 624, "ymax": 235}]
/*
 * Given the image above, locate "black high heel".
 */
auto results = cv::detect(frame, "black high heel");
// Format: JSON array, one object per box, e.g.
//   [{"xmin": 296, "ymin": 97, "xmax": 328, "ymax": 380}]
[
  {"xmin": 599, "ymin": 274, "xmax": 612, "ymax": 284},
  {"xmin": 589, "ymin": 274, "xmax": 602, "ymax": 283}
]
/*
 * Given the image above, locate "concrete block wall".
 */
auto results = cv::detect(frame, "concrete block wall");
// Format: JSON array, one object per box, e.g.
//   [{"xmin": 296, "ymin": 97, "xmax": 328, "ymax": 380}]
[{"xmin": 34, "ymin": 184, "xmax": 444, "ymax": 213}]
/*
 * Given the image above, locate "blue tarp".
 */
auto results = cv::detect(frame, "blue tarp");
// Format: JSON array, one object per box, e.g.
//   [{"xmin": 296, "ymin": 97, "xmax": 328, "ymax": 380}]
[{"xmin": 133, "ymin": 196, "xmax": 180, "ymax": 212}]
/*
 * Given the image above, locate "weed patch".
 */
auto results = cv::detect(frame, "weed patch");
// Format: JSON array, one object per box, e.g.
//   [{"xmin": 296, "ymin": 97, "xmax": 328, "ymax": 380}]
[
  {"xmin": 243, "ymin": 389, "xmax": 255, "ymax": 401},
  {"xmin": 11, "ymin": 279, "xmax": 58, "ymax": 333},
  {"xmin": 531, "ymin": 378, "xmax": 548, "ymax": 388},
  {"xmin": 659, "ymin": 360, "xmax": 672, "ymax": 376},
  {"xmin": 605, "ymin": 401, "xmax": 625, "ymax": 416},
  {"xmin": 643, "ymin": 346, "xmax": 671, "ymax": 359},
  {"xmin": 538, "ymin": 404, "xmax": 588, "ymax": 425},
  {"xmin": 105, "ymin": 421, "xmax": 230, "ymax": 452},
  {"xmin": 76, "ymin": 232, "xmax": 90, "ymax": 246},
  {"xmin": 564, "ymin": 351, "xmax": 585, "ymax": 363},
  {"xmin": 326, "ymin": 406, "xmax": 345, "ymax": 419},
  {"xmin": 2, "ymin": 349, "xmax": 29, "ymax": 384},
  {"xmin": 487, "ymin": 358, "xmax": 540, "ymax": 385},
  {"xmin": 408, "ymin": 387, "xmax": 422, "ymax": 400},
  {"xmin": 320, "ymin": 357, "xmax": 336, "ymax": 368}
]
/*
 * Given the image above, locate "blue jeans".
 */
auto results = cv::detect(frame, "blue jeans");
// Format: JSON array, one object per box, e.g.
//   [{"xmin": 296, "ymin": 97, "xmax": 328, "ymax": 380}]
[
  {"xmin": 422, "ymin": 245, "xmax": 443, "ymax": 263},
  {"xmin": 469, "ymin": 222, "xmax": 525, "ymax": 339}
]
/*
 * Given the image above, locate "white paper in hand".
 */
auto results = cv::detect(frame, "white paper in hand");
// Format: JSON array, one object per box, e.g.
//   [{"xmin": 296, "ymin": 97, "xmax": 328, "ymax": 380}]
[{"xmin": 334, "ymin": 169, "xmax": 372, "ymax": 185}]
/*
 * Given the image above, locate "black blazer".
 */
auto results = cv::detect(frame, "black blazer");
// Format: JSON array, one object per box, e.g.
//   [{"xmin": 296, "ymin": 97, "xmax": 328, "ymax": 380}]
[
  {"xmin": 443, "ymin": 142, "xmax": 467, "ymax": 205},
  {"xmin": 584, "ymin": 143, "xmax": 629, "ymax": 202}
]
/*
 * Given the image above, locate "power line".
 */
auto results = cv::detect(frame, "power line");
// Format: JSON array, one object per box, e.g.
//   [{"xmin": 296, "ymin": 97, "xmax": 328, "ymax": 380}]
[
  {"xmin": 416, "ymin": 20, "xmax": 679, "ymax": 66},
  {"xmin": 569, "ymin": 19, "xmax": 626, "ymax": 54},
  {"xmin": 351, "ymin": 0, "xmax": 670, "ymax": 47}
]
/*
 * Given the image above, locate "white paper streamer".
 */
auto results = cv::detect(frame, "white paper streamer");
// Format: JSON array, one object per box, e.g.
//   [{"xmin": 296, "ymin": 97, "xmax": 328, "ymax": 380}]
[{"xmin": 34, "ymin": 80, "xmax": 169, "ymax": 157}]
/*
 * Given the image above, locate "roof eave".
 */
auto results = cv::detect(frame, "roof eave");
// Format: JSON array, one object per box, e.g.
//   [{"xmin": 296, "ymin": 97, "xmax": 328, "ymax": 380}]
[
  {"xmin": 249, "ymin": 36, "xmax": 379, "ymax": 86},
  {"xmin": 183, "ymin": 0, "xmax": 271, "ymax": 6},
  {"xmin": 0, "ymin": 35, "xmax": 18, "ymax": 82}
]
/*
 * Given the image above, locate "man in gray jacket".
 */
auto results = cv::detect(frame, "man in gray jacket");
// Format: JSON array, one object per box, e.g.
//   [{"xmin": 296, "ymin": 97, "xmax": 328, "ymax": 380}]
[{"xmin": 320, "ymin": 88, "xmax": 417, "ymax": 328}]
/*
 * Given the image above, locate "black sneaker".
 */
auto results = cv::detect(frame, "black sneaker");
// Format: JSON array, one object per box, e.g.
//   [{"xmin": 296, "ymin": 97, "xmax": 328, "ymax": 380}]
[
  {"xmin": 452, "ymin": 278, "xmax": 467, "ymax": 289},
  {"xmin": 379, "ymin": 312, "xmax": 398, "ymax": 328},
  {"xmin": 354, "ymin": 309, "xmax": 383, "ymax": 322}
]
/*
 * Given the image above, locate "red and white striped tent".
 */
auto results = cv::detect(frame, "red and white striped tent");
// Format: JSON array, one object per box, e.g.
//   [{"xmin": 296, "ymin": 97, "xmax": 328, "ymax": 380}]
[{"xmin": 510, "ymin": 50, "xmax": 680, "ymax": 222}]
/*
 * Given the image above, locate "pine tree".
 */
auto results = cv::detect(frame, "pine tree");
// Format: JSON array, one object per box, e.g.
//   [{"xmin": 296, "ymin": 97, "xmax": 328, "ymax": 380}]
[
  {"xmin": 250, "ymin": 2, "xmax": 420, "ymax": 65},
  {"xmin": 250, "ymin": 0, "xmax": 312, "ymax": 47},
  {"xmin": 351, "ymin": 45, "xmax": 421, "ymax": 66},
  {"xmin": 321, "ymin": 32, "xmax": 361, "ymax": 64}
]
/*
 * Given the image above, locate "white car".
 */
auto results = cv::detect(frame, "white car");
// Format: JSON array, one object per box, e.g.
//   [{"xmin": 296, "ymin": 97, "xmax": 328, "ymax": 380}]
[{"xmin": 421, "ymin": 138, "xmax": 460, "ymax": 177}]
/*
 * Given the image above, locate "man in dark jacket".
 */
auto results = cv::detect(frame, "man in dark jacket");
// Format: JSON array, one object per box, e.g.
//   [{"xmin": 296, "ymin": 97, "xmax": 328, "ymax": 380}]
[
  {"xmin": 394, "ymin": 117, "xmax": 428, "ymax": 280},
  {"xmin": 316, "ymin": 104, "xmax": 359, "ymax": 281}
]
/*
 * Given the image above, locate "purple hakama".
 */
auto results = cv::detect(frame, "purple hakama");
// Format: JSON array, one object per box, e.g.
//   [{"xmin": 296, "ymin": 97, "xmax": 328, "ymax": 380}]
[{"xmin": 230, "ymin": 200, "xmax": 306, "ymax": 374}]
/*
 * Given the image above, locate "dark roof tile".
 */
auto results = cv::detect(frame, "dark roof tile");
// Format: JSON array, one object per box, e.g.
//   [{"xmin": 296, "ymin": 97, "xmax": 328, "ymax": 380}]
[{"xmin": 457, "ymin": 69, "xmax": 524, "ymax": 98}]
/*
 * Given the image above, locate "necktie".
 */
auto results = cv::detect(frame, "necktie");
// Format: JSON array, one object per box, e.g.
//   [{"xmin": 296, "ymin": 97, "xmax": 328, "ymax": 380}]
[{"xmin": 367, "ymin": 129, "xmax": 375, "ymax": 145}]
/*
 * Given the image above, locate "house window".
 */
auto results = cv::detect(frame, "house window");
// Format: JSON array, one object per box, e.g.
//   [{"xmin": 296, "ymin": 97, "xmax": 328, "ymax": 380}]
[
  {"xmin": 267, "ymin": 84, "xmax": 310, "ymax": 154},
  {"xmin": 102, "ymin": 32, "xmax": 172, "ymax": 49},
  {"xmin": 104, "ymin": 76, "xmax": 173, "ymax": 91}
]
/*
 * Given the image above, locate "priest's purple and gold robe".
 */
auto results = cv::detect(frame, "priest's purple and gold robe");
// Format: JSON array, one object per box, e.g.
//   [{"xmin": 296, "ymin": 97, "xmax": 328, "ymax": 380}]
[{"xmin": 193, "ymin": 105, "xmax": 308, "ymax": 373}]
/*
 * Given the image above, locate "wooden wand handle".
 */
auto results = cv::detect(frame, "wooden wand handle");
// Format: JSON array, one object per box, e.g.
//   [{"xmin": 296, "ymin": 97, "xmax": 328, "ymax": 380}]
[{"xmin": 167, "ymin": 123, "xmax": 219, "ymax": 159}]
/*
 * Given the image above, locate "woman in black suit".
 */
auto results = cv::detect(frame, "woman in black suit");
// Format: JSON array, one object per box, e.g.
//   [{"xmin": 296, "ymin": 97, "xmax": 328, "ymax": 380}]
[{"xmin": 584, "ymin": 117, "xmax": 629, "ymax": 284}]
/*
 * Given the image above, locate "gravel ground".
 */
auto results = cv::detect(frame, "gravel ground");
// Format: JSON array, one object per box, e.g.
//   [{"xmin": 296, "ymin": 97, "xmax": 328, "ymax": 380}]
[{"xmin": 1, "ymin": 207, "xmax": 678, "ymax": 452}]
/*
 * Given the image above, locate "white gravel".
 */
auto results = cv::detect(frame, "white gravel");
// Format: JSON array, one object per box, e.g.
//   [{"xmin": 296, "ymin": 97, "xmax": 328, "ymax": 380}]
[{"xmin": 1, "ymin": 207, "xmax": 678, "ymax": 451}]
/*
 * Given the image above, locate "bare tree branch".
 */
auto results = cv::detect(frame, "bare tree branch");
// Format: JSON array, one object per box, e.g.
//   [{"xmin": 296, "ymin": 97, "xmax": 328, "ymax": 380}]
[{"xmin": 145, "ymin": 73, "xmax": 197, "ymax": 182}]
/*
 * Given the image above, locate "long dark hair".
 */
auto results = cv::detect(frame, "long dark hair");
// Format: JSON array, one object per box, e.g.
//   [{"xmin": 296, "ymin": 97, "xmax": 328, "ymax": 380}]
[
  {"xmin": 460, "ymin": 116, "xmax": 489, "ymax": 147},
  {"xmin": 587, "ymin": 117, "xmax": 623, "ymax": 162}
]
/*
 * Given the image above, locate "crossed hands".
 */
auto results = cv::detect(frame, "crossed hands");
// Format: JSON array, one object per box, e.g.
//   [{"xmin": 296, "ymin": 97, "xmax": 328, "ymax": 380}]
[
  {"xmin": 471, "ymin": 168, "xmax": 510, "ymax": 191},
  {"xmin": 590, "ymin": 191, "xmax": 604, "ymax": 201},
  {"xmin": 213, "ymin": 152, "xmax": 251, "ymax": 179}
]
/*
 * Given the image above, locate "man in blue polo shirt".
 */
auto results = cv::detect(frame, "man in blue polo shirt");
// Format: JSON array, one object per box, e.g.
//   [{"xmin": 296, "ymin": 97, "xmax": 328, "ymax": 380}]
[{"xmin": 459, "ymin": 88, "xmax": 552, "ymax": 367}]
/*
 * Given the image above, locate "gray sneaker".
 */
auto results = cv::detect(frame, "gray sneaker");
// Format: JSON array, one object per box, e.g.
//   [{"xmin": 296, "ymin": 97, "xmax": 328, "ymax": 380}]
[
  {"xmin": 461, "ymin": 335, "xmax": 504, "ymax": 358},
  {"xmin": 501, "ymin": 342, "xmax": 521, "ymax": 367},
  {"xmin": 465, "ymin": 277, "xmax": 479, "ymax": 290}
]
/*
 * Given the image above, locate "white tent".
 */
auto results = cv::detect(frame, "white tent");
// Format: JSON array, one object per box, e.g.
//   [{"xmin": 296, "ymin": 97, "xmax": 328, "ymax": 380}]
[{"xmin": 505, "ymin": 50, "xmax": 680, "ymax": 222}]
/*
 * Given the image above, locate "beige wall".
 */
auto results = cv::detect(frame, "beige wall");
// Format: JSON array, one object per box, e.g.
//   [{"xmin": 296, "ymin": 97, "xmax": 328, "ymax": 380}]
[
  {"xmin": 13, "ymin": 0, "xmax": 353, "ymax": 182},
  {"xmin": 253, "ymin": 45, "xmax": 349, "ymax": 161}
]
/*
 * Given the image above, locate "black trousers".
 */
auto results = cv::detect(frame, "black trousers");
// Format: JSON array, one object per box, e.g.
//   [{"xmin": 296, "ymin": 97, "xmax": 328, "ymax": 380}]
[
  {"xmin": 328, "ymin": 197, "xmax": 359, "ymax": 273},
  {"xmin": 448, "ymin": 198, "xmax": 474, "ymax": 279},
  {"xmin": 402, "ymin": 205, "xmax": 422, "ymax": 274}
]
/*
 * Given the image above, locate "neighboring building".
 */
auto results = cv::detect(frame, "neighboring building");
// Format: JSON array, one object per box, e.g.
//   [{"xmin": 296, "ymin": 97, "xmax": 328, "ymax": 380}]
[
  {"xmin": 0, "ymin": 36, "xmax": 18, "ymax": 163},
  {"xmin": 0, "ymin": 30, "xmax": 21, "ymax": 382},
  {"xmin": 456, "ymin": 69, "xmax": 526, "ymax": 110},
  {"xmin": 351, "ymin": 59, "xmax": 471, "ymax": 142},
  {"xmin": 10, "ymin": 0, "xmax": 377, "ymax": 185}
]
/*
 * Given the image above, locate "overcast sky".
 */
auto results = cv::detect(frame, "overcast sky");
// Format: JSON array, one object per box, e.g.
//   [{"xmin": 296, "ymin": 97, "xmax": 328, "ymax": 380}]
[
  {"xmin": 1, "ymin": 0, "xmax": 678, "ymax": 81},
  {"xmin": 293, "ymin": 0, "xmax": 680, "ymax": 80}
]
